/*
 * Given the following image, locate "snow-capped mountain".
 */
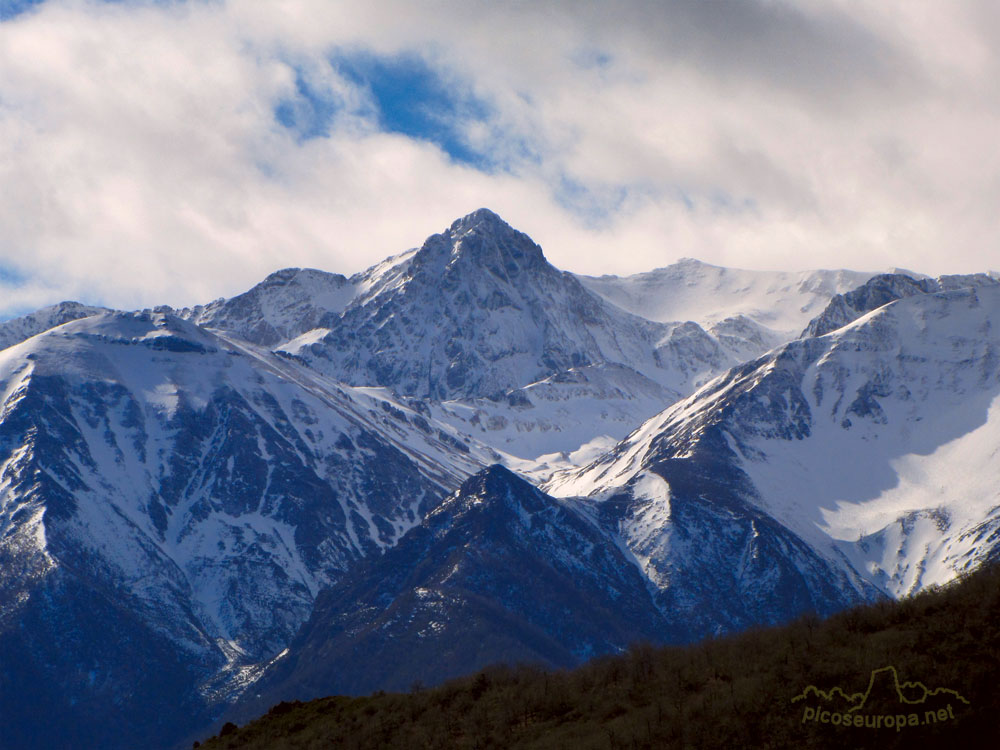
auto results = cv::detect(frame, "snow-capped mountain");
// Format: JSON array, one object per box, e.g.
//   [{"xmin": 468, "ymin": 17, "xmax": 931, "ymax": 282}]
[
  {"xmin": 280, "ymin": 209, "xmax": 689, "ymax": 401},
  {"xmin": 579, "ymin": 258, "xmax": 873, "ymax": 352},
  {"xmin": 0, "ymin": 309, "xmax": 502, "ymax": 749},
  {"xmin": 175, "ymin": 209, "xmax": 877, "ymax": 463},
  {"xmin": 242, "ymin": 455, "xmax": 881, "ymax": 714},
  {"xmin": 246, "ymin": 465, "xmax": 674, "ymax": 706},
  {"xmin": 548, "ymin": 275, "xmax": 1000, "ymax": 601},
  {"xmin": 177, "ymin": 267, "xmax": 357, "ymax": 348},
  {"xmin": 4, "ymin": 207, "xmax": 993, "ymax": 750},
  {"xmin": 802, "ymin": 271, "xmax": 1000, "ymax": 337},
  {"xmin": 0, "ymin": 300, "xmax": 108, "ymax": 350}
]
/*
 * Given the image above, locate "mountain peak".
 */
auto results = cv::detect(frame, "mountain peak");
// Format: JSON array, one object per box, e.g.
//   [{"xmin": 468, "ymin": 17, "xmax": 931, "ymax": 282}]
[
  {"xmin": 178, "ymin": 266, "xmax": 357, "ymax": 347},
  {"xmin": 258, "ymin": 267, "xmax": 349, "ymax": 288},
  {"xmin": 433, "ymin": 464, "xmax": 546, "ymax": 519},
  {"xmin": 463, "ymin": 463, "xmax": 536, "ymax": 500},
  {"xmin": 674, "ymin": 257, "xmax": 709, "ymax": 267},
  {"xmin": 449, "ymin": 207, "xmax": 508, "ymax": 235},
  {"xmin": 802, "ymin": 271, "xmax": 1000, "ymax": 338},
  {"xmin": 0, "ymin": 300, "xmax": 108, "ymax": 351},
  {"xmin": 411, "ymin": 208, "xmax": 548, "ymax": 277}
]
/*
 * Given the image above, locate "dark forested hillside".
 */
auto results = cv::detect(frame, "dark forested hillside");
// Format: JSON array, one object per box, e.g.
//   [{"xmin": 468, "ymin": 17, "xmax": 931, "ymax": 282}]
[{"xmin": 196, "ymin": 562, "xmax": 1000, "ymax": 749}]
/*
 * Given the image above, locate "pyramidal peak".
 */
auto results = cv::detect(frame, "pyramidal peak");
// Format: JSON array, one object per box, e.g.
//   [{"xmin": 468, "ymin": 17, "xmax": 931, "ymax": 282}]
[
  {"xmin": 411, "ymin": 208, "xmax": 549, "ymax": 278},
  {"xmin": 449, "ymin": 206, "xmax": 508, "ymax": 234},
  {"xmin": 431, "ymin": 464, "xmax": 546, "ymax": 519}
]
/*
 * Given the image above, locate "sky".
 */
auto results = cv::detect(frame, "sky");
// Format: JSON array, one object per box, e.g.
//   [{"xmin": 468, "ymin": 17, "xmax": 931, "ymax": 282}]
[{"xmin": 0, "ymin": 0, "xmax": 998, "ymax": 316}]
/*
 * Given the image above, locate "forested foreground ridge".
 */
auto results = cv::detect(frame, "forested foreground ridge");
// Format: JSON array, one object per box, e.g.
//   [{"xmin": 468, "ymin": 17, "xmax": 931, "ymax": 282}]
[{"xmin": 197, "ymin": 561, "xmax": 1000, "ymax": 749}]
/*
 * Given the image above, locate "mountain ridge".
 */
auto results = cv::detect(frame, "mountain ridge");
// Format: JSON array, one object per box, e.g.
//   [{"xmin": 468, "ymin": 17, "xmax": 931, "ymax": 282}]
[
  {"xmin": 0, "ymin": 308, "xmax": 500, "ymax": 749},
  {"xmin": 548, "ymin": 279, "xmax": 1000, "ymax": 600},
  {"xmin": 196, "ymin": 560, "xmax": 1000, "ymax": 750},
  {"xmin": 2, "ymin": 208, "xmax": 995, "ymax": 750},
  {"xmin": 240, "ymin": 463, "xmax": 681, "ymax": 711}
]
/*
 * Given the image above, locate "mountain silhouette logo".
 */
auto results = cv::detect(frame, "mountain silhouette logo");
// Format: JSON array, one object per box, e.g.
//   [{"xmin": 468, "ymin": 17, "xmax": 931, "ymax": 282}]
[{"xmin": 791, "ymin": 666, "xmax": 970, "ymax": 731}]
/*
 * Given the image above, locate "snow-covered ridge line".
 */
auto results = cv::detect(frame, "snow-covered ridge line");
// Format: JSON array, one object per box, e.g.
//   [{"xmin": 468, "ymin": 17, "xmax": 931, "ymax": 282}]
[
  {"xmin": 548, "ymin": 282, "xmax": 1000, "ymax": 602},
  {"xmin": 2, "ymin": 210, "xmax": 888, "ymax": 467},
  {"xmin": 0, "ymin": 305, "xmax": 505, "ymax": 730},
  {"xmin": 578, "ymin": 258, "xmax": 873, "ymax": 339},
  {"xmin": 0, "ymin": 301, "xmax": 108, "ymax": 352}
]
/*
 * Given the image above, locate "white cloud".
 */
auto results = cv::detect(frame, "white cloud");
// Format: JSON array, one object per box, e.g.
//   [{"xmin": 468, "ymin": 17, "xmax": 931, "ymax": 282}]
[{"xmin": 0, "ymin": 0, "xmax": 998, "ymax": 316}]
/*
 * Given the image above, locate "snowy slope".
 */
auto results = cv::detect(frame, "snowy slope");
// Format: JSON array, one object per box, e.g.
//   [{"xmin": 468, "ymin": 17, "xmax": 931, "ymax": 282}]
[
  {"xmin": 577, "ymin": 260, "xmax": 877, "ymax": 395},
  {"xmin": 281, "ymin": 210, "xmax": 681, "ymax": 399},
  {"xmin": 172, "ymin": 249, "xmax": 425, "ymax": 352},
  {"xmin": 548, "ymin": 277, "xmax": 1000, "ymax": 600},
  {"xmin": 175, "ymin": 267, "xmax": 358, "ymax": 348},
  {"xmin": 0, "ymin": 310, "xmax": 504, "ymax": 749},
  {"xmin": 247, "ymin": 465, "xmax": 673, "ymax": 705},
  {"xmin": 0, "ymin": 300, "xmax": 107, "ymax": 351},
  {"xmin": 802, "ymin": 271, "xmax": 1000, "ymax": 337},
  {"xmin": 0, "ymin": 310, "xmax": 496, "ymax": 642},
  {"xmin": 173, "ymin": 212, "xmax": 881, "ymax": 464},
  {"xmin": 426, "ymin": 363, "xmax": 678, "ymax": 468},
  {"xmin": 579, "ymin": 258, "xmax": 873, "ymax": 342}
]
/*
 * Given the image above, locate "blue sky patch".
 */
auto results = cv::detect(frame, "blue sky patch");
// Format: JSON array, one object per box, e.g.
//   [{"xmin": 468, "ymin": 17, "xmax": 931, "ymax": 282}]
[
  {"xmin": 572, "ymin": 48, "xmax": 614, "ymax": 71},
  {"xmin": 1, "ymin": 0, "xmax": 189, "ymax": 23},
  {"xmin": 0, "ymin": 265, "xmax": 33, "ymax": 321},
  {"xmin": 554, "ymin": 174, "xmax": 634, "ymax": 227},
  {"xmin": 0, "ymin": 264, "xmax": 28, "ymax": 287},
  {"xmin": 0, "ymin": 0, "xmax": 44, "ymax": 21},
  {"xmin": 273, "ymin": 67, "xmax": 340, "ymax": 141},
  {"xmin": 330, "ymin": 50, "xmax": 493, "ymax": 168}
]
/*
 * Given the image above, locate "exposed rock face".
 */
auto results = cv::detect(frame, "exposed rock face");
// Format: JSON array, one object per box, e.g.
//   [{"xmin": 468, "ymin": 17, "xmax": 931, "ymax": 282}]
[
  {"xmin": 246, "ymin": 465, "xmax": 677, "ymax": 706},
  {"xmin": 801, "ymin": 272, "xmax": 998, "ymax": 337},
  {"xmin": 551, "ymin": 282, "xmax": 1000, "ymax": 603},
  {"xmin": 282, "ymin": 209, "xmax": 678, "ymax": 401},
  {"xmin": 0, "ymin": 311, "xmax": 480, "ymax": 749}
]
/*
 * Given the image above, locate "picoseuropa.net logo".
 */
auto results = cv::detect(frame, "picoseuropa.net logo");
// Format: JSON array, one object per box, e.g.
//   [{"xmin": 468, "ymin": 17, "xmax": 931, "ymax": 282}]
[{"xmin": 790, "ymin": 666, "xmax": 970, "ymax": 732}]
